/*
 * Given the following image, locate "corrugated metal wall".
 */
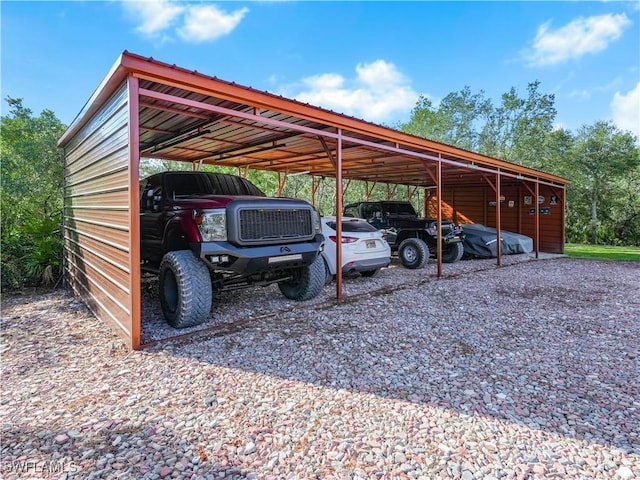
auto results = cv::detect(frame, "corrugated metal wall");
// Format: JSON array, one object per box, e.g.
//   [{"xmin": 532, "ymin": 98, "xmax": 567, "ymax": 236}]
[
  {"xmin": 62, "ymin": 83, "xmax": 134, "ymax": 342},
  {"xmin": 428, "ymin": 185, "xmax": 565, "ymax": 254}
]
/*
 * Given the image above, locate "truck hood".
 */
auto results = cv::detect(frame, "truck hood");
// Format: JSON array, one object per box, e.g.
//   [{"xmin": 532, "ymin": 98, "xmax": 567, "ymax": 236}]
[
  {"xmin": 169, "ymin": 195, "xmax": 309, "ymax": 209},
  {"xmin": 386, "ymin": 215, "xmax": 456, "ymax": 229}
]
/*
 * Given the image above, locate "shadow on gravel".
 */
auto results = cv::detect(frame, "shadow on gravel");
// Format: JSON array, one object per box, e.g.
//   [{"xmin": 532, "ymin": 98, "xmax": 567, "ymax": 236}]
[
  {"xmin": 0, "ymin": 423, "xmax": 249, "ymax": 479},
  {"xmin": 155, "ymin": 259, "xmax": 640, "ymax": 454}
]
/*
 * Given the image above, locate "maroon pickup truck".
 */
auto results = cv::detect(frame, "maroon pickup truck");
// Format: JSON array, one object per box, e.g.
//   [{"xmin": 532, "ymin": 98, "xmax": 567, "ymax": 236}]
[{"xmin": 140, "ymin": 171, "xmax": 325, "ymax": 328}]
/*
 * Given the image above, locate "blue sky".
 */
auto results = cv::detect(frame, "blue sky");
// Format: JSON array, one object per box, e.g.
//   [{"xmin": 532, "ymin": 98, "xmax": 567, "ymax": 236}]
[{"xmin": 2, "ymin": 1, "xmax": 639, "ymax": 138}]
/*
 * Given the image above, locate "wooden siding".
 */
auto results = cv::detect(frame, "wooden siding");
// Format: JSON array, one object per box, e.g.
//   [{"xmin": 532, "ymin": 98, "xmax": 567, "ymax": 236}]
[
  {"xmin": 428, "ymin": 185, "xmax": 565, "ymax": 254},
  {"xmin": 62, "ymin": 83, "xmax": 134, "ymax": 343}
]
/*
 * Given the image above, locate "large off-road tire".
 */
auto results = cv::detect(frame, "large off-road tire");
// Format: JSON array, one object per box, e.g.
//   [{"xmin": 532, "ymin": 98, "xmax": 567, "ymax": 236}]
[
  {"xmin": 442, "ymin": 242, "xmax": 464, "ymax": 264},
  {"xmin": 398, "ymin": 238, "xmax": 429, "ymax": 269},
  {"xmin": 322, "ymin": 255, "xmax": 334, "ymax": 286},
  {"xmin": 279, "ymin": 255, "xmax": 325, "ymax": 301},
  {"xmin": 159, "ymin": 250, "xmax": 212, "ymax": 329},
  {"xmin": 360, "ymin": 269, "xmax": 379, "ymax": 278}
]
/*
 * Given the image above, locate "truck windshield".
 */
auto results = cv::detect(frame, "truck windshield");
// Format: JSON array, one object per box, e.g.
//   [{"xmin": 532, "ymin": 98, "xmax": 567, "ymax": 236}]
[{"xmin": 165, "ymin": 172, "xmax": 265, "ymax": 197}]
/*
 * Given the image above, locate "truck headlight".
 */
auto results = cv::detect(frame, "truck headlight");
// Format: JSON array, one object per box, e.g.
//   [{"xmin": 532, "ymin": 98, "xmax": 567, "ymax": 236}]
[
  {"xmin": 194, "ymin": 209, "xmax": 227, "ymax": 241},
  {"xmin": 312, "ymin": 209, "xmax": 322, "ymax": 234}
]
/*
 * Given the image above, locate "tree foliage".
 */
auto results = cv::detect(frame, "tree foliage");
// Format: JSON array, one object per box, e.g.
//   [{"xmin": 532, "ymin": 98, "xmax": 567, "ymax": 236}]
[
  {"xmin": 566, "ymin": 121, "xmax": 639, "ymax": 244},
  {"xmin": 1, "ymin": 97, "xmax": 67, "ymax": 288},
  {"xmin": 401, "ymin": 83, "xmax": 640, "ymax": 246}
]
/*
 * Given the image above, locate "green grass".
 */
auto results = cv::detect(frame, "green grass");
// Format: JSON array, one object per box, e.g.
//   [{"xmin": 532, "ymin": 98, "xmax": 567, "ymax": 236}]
[{"xmin": 565, "ymin": 243, "xmax": 640, "ymax": 261}]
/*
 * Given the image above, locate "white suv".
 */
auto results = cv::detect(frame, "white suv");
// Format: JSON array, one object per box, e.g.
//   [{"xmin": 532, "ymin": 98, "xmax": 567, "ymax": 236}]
[{"xmin": 320, "ymin": 216, "xmax": 391, "ymax": 282}]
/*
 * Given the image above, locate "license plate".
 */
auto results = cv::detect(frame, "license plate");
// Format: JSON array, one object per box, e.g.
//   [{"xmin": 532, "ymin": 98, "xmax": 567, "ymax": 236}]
[{"xmin": 366, "ymin": 240, "xmax": 376, "ymax": 249}]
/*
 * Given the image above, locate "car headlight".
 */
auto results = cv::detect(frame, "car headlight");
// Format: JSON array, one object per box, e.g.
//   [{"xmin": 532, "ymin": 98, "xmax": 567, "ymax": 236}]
[{"xmin": 194, "ymin": 209, "xmax": 227, "ymax": 241}]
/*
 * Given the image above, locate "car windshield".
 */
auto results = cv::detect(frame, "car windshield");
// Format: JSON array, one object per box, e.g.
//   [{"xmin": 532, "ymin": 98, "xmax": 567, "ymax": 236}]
[{"xmin": 326, "ymin": 219, "xmax": 378, "ymax": 233}]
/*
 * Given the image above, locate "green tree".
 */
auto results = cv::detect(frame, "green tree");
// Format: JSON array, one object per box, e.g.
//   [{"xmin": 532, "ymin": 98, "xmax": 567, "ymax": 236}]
[
  {"xmin": 569, "ymin": 121, "xmax": 639, "ymax": 244},
  {"xmin": 1, "ymin": 97, "xmax": 67, "ymax": 287},
  {"xmin": 479, "ymin": 81, "xmax": 556, "ymax": 168},
  {"xmin": 401, "ymin": 86, "xmax": 491, "ymax": 151}
]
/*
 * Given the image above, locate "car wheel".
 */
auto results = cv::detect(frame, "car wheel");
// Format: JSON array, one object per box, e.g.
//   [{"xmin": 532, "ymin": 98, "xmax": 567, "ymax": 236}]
[
  {"xmin": 360, "ymin": 269, "xmax": 379, "ymax": 278},
  {"xmin": 398, "ymin": 238, "xmax": 429, "ymax": 269},
  {"xmin": 159, "ymin": 250, "xmax": 212, "ymax": 329},
  {"xmin": 442, "ymin": 242, "xmax": 464, "ymax": 263},
  {"xmin": 279, "ymin": 255, "xmax": 325, "ymax": 301}
]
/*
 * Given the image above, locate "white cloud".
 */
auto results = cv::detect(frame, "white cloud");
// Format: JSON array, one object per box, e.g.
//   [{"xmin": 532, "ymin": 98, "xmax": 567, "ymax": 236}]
[
  {"xmin": 611, "ymin": 81, "xmax": 640, "ymax": 138},
  {"xmin": 122, "ymin": 0, "xmax": 184, "ymax": 36},
  {"xmin": 122, "ymin": 1, "xmax": 248, "ymax": 42},
  {"xmin": 177, "ymin": 5, "xmax": 248, "ymax": 43},
  {"xmin": 522, "ymin": 13, "xmax": 631, "ymax": 67},
  {"xmin": 289, "ymin": 60, "xmax": 419, "ymax": 123},
  {"xmin": 568, "ymin": 77, "xmax": 623, "ymax": 99}
]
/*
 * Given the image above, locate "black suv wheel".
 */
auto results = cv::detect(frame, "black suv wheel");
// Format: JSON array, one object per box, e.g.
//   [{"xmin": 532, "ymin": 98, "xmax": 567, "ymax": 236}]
[
  {"xmin": 442, "ymin": 242, "xmax": 464, "ymax": 264},
  {"xmin": 398, "ymin": 238, "xmax": 429, "ymax": 269}
]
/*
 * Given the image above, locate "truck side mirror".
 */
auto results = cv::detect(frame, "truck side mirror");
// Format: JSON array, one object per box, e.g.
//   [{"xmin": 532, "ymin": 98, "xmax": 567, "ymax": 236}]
[{"xmin": 152, "ymin": 194, "xmax": 162, "ymax": 212}]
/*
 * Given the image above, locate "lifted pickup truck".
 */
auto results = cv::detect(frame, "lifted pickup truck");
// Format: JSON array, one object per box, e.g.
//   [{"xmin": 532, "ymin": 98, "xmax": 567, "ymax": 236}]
[
  {"xmin": 343, "ymin": 201, "xmax": 465, "ymax": 268},
  {"xmin": 140, "ymin": 171, "xmax": 325, "ymax": 328}
]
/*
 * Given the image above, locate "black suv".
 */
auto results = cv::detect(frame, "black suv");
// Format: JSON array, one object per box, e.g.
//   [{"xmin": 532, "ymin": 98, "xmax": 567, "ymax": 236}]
[
  {"xmin": 140, "ymin": 171, "xmax": 325, "ymax": 328},
  {"xmin": 343, "ymin": 201, "xmax": 465, "ymax": 268}
]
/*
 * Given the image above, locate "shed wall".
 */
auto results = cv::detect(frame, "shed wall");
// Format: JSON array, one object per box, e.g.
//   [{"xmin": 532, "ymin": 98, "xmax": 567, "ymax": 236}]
[
  {"xmin": 428, "ymin": 185, "xmax": 565, "ymax": 254},
  {"xmin": 62, "ymin": 83, "xmax": 134, "ymax": 342}
]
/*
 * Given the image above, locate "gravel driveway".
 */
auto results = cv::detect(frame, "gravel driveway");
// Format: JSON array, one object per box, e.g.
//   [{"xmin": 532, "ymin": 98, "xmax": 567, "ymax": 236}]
[{"xmin": 2, "ymin": 257, "xmax": 639, "ymax": 479}]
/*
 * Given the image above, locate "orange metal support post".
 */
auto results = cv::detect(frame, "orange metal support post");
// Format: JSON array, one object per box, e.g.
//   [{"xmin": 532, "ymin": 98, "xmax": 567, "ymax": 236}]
[
  {"xmin": 495, "ymin": 171, "xmax": 502, "ymax": 266},
  {"xmin": 335, "ymin": 130, "xmax": 343, "ymax": 299},
  {"xmin": 436, "ymin": 157, "xmax": 443, "ymax": 278},
  {"xmin": 535, "ymin": 180, "xmax": 540, "ymax": 258},
  {"xmin": 128, "ymin": 75, "xmax": 142, "ymax": 350}
]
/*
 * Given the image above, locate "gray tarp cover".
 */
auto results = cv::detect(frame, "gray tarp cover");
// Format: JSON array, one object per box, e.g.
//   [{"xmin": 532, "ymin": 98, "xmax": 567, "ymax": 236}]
[{"xmin": 462, "ymin": 224, "xmax": 533, "ymax": 258}]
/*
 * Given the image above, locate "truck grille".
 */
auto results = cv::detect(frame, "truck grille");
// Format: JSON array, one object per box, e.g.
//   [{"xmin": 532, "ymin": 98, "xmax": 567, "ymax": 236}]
[{"xmin": 239, "ymin": 209, "xmax": 313, "ymax": 242}]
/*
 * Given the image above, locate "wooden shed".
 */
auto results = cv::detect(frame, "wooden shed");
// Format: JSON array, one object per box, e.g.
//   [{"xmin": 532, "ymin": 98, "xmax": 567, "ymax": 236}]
[{"xmin": 58, "ymin": 51, "xmax": 570, "ymax": 349}]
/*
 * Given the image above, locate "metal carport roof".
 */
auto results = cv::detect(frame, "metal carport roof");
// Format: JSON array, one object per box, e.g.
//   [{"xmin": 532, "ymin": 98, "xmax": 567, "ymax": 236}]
[{"xmin": 58, "ymin": 51, "xmax": 570, "ymax": 349}]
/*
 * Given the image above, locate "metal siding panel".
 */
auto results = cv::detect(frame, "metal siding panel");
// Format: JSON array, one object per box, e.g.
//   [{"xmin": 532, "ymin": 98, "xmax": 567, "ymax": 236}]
[
  {"xmin": 445, "ymin": 185, "xmax": 564, "ymax": 254},
  {"xmin": 63, "ymin": 82, "xmax": 133, "ymax": 345},
  {"xmin": 65, "ymin": 169, "xmax": 129, "ymax": 198},
  {"xmin": 65, "ymin": 189, "xmax": 130, "ymax": 208},
  {"xmin": 63, "ymin": 234, "xmax": 129, "ymax": 273}
]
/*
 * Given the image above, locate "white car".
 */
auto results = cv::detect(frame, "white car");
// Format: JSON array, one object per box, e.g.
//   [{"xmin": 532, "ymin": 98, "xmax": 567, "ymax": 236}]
[{"xmin": 320, "ymin": 216, "xmax": 391, "ymax": 282}]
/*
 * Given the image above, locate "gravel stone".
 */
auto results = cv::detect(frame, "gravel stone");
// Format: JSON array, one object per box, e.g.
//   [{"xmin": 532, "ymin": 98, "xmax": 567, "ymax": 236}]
[{"xmin": 2, "ymin": 256, "xmax": 639, "ymax": 479}]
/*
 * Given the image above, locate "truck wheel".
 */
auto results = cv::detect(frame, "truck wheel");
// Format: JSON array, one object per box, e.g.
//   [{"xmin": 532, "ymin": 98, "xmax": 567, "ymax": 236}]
[
  {"xmin": 442, "ymin": 242, "xmax": 464, "ymax": 264},
  {"xmin": 398, "ymin": 238, "xmax": 429, "ymax": 269},
  {"xmin": 159, "ymin": 250, "xmax": 212, "ymax": 329},
  {"xmin": 360, "ymin": 269, "xmax": 379, "ymax": 278},
  {"xmin": 279, "ymin": 255, "xmax": 325, "ymax": 301},
  {"xmin": 322, "ymin": 256, "xmax": 333, "ymax": 286}
]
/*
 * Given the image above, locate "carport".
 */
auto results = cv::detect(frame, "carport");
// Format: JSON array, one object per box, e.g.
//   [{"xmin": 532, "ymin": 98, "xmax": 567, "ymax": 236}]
[{"xmin": 58, "ymin": 51, "xmax": 570, "ymax": 350}]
